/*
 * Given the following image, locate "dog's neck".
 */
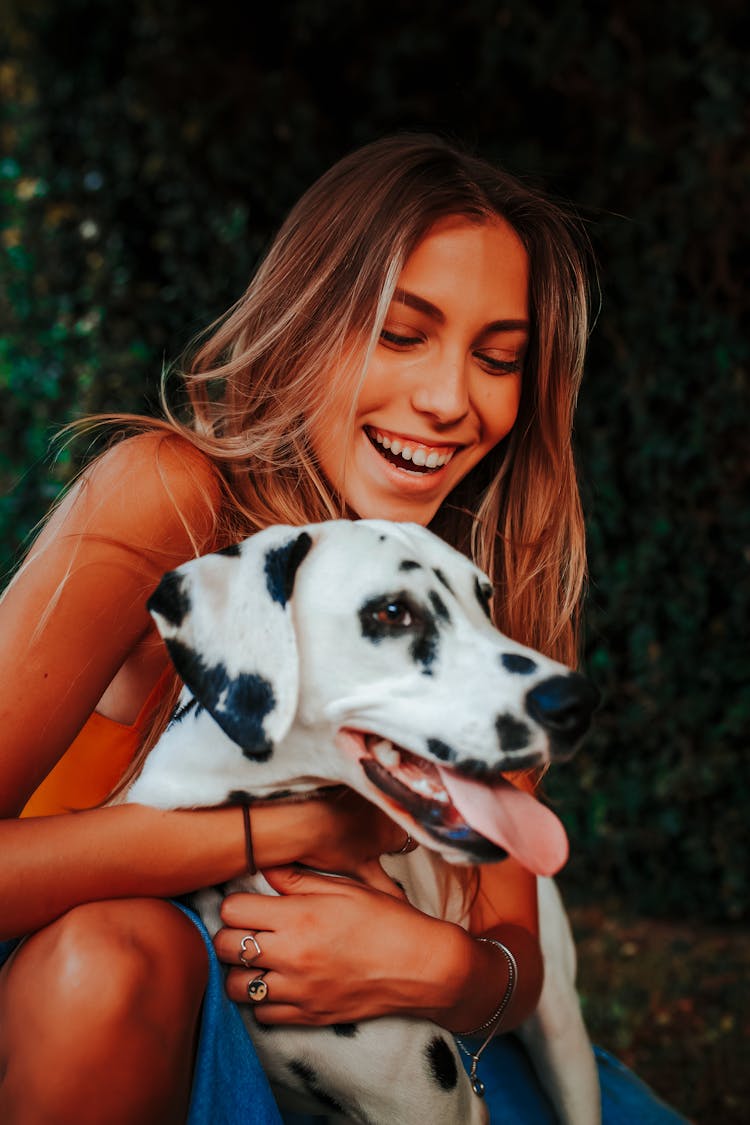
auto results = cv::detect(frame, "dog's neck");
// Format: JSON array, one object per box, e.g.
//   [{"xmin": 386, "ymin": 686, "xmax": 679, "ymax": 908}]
[{"xmin": 128, "ymin": 703, "xmax": 359, "ymax": 810}]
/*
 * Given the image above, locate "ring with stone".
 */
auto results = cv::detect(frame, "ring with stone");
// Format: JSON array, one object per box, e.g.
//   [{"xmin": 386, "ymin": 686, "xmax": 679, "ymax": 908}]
[{"xmin": 247, "ymin": 971, "xmax": 269, "ymax": 1003}]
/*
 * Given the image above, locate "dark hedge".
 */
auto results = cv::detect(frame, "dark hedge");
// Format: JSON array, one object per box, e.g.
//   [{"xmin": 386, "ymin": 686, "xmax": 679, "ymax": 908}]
[{"xmin": 1, "ymin": 0, "xmax": 747, "ymax": 920}]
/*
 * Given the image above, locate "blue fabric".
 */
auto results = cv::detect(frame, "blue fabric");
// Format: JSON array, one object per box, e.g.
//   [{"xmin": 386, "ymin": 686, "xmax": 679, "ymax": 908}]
[
  {"xmin": 455, "ymin": 1034, "xmax": 690, "ymax": 1125},
  {"xmin": 170, "ymin": 902, "xmax": 282, "ymax": 1125},
  {"xmin": 2, "ymin": 917, "xmax": 689, "ymax": 1125}
]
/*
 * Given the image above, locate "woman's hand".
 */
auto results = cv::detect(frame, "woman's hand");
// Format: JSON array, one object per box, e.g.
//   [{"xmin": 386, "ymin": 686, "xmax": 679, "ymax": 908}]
[
  {"xmin": 271, "ymin": 788, "xmax": 412, "ymax": 885},
  {"xmin": 213, "ymin": 865, "xmax": 470, "ymax": 1026}
]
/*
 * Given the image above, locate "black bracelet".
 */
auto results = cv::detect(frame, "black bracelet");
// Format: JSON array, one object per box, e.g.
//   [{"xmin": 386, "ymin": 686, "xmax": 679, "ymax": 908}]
[{"xmin": 241, "ymin": 802, "xmax": 256, "ymax": 875}]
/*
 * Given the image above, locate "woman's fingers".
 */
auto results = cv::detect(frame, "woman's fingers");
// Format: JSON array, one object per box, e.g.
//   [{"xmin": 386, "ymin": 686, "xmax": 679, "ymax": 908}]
[
  {"xmin": 348, "ymin": 857, "xmax": 408, "ymax": 899},
  {"xmin": 261, "ymin": 862, "xmax": 405, "ymax": 900},
  {"xmin": 223, "ymin": 965, "xmax": 345, "ymax": 1023},
  {"xmin": 213, "ymin": 923, "xmax": 271, "ymax": 968},
  {"xmin": 214, "ymin": 871, "xmax": 438, "ymax": 1024}
]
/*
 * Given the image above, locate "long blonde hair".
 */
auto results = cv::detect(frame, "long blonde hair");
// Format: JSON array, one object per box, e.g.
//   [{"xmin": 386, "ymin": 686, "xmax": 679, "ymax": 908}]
[{"xmin": 103, "ymin": 133, "xmax": 592, "ymax": 797}]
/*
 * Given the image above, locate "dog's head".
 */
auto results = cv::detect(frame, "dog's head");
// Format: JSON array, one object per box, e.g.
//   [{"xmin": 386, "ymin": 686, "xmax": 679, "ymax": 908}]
[{"xmin": 147, "ymin": 520, "xmax": 598, "ymax": 872}]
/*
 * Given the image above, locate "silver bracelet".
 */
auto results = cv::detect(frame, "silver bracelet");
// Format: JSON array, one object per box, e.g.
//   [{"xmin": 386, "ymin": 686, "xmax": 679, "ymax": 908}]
[{"xmin": 456, "ymin": 937, "xmax": 518, "ymax": 1097}]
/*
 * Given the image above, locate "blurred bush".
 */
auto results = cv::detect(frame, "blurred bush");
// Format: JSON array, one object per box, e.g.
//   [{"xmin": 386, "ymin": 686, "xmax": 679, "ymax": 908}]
[{"xmin": 1, "ymin": 0, "xmax": 747, "ymax": 920}]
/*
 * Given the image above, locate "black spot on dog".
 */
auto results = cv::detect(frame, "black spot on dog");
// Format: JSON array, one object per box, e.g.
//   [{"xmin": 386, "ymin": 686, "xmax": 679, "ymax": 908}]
[
  {"xmin": 425, "ymin": 1036, "xmax": 458, "ymax": 1091},
  {"xmin": 501, "ymin": 653, "xmax": 537, "ymax": 675},
  {"xmin": 399, "ymin": 559, "xmax": 422, "ymax": 571},
  {"xmin": 288, "ymin": 1060, "xmax": 349, "ymax": 1115},
  {"xmin": 433, "ymin": 568, "xmax": 455, "ymax": 596},
  {"xmin": 332, "ymin": 1022, "xmax": 359, "ymax": 1037},
  {"xmin": 474, "ymin": 576, "xmax": 493, "ymax": 619},
  {"xmin": 411, "ymin": 622, "xmax": 439, "ymax": 670},
  {"xmin": 147, "ymin": 570, "xmax": 190, "ymax": 628},
  {"xmin": 427, "ymin": 738, "xmax": 457, "ymax": 762},
  {"xmin": 227, "ymin": 789, "xmax": 254, "ymax": 804},
  {"xmin": 264, "ymin": 531, "xmax": 313, "ymax": 607},
  {"xmin": 216, "ymin": 542, "xmax": 242, "ymax": 557},
  {"xmin": 164, "ymin": 640, "xmax": 275, "ymax": 760},
  {"xmin": 449, "ymin": 757, "xmax": 497, "ymax": 781},
  {"xmin": 428, "ymin": 590, "xmax": 450, "ymax": 623},
  {"xmin": 496, "ymin": 713, "xmax": 532, "ymax": 754}
]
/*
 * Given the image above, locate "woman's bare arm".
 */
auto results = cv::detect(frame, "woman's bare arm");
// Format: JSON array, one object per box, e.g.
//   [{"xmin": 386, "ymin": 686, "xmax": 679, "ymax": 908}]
[
  {"xmin": 0, "ymin": 797, "xmax": 404, "ymax": 940},
  {"xmin": 0, "ymin": 433, "xmax": 221, "ymax": 808}
]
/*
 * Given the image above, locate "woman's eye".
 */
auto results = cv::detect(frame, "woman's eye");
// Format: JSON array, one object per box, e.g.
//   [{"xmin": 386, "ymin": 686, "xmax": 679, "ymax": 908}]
[
  {"xmin": 475, "ymin": 352, "xmax": 523, "ymax": 375},
  {"xmin": 380, "ymin": 328, "xmax": 422, "ymax": 347},
  {"xmin": 374, "ymin": 601, "xmax": 413, "ymax": 627}
]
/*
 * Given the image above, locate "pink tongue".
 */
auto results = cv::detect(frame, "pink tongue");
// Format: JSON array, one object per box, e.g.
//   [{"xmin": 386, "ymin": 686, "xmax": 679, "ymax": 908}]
[{"xmin": 438, "ymin": 767, "xmax": 569, "ymax": 876}]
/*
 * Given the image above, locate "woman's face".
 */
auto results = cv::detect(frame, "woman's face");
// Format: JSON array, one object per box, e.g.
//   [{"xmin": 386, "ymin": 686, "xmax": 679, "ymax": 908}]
[{"xmin": 309, "ymin": 215, "xmax": 529, "ymax": 525}]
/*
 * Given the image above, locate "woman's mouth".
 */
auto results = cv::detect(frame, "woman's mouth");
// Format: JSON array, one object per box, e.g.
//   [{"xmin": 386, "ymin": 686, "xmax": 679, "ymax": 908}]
[{"xmin": 365, "ymin": 426, "xmax": 457, "ymax": 475}]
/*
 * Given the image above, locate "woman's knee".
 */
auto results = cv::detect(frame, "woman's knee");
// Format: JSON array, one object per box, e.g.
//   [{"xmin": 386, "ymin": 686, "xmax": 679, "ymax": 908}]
[
  {"xmin": 1, "ymin": 895, "xmax": 206, "ymax": 1062},
  {"xmin": 16, "ymin": 898, "xmax": 208, "ymax": 1025},
  {"xmin": 0, "ymin": 900, "xmax": 208, "ymax": 1122}
]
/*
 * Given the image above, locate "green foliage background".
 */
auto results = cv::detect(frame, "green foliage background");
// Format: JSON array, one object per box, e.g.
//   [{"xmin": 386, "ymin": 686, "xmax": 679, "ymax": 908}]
[{"xmin": 2, "ymin": 0, "xmax": 747, "ymax": 921}]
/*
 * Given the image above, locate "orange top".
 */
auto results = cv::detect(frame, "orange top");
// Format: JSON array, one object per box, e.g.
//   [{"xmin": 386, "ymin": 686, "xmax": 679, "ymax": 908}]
[{"xmin": 20, "ymin": 672, "xmax": 171, "ymax": 818}]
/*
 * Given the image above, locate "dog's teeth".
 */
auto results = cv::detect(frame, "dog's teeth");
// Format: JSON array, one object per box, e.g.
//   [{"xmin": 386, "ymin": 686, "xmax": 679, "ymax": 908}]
[
  {"xmin": 411, "ymin": 776, "xmax": 450, "ymax": 803},
  {"xmin": 372, "ymin": 739, "xmax": 401, "ymax": 768}
]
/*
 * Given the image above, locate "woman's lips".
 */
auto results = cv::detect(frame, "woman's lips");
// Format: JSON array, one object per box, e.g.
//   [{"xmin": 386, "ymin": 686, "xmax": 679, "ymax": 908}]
[{"xmin": 364, "ymin": 426, "xmax": 458, "ymax": 474}]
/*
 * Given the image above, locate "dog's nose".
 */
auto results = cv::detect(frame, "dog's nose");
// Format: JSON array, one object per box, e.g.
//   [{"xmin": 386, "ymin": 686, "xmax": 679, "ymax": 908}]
[{"xmin": 525, "ymin": 674, "xmax": 600, "ymax": 748}]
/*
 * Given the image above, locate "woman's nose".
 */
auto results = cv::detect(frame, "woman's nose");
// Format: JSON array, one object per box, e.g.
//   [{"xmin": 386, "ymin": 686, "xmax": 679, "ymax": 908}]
[{"xmin": 410, "ymin": 355, "xmax": 470, "ymax": 425}]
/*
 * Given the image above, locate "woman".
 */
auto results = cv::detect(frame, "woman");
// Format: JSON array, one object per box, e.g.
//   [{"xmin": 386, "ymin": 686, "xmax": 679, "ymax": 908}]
[{"xmin": 0, "ymin": 134, "xmax": 684, "ymax": 1123}]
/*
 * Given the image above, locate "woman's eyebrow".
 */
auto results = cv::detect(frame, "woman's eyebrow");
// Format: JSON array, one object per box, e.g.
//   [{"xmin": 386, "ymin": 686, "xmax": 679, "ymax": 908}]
[
  {"xmin": 392, "ymin": 288, "xmax": 529, "ymax": 334},
  {"xmin": 393, "ymin": 288, "xmax": 445, "ymax": 324}
]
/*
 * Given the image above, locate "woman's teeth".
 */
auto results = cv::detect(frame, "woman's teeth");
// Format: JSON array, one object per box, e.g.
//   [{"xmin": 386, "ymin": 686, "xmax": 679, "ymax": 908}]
[{"xmin": 369, "ymin": 429, "xmax": 455, "ymax": 472}]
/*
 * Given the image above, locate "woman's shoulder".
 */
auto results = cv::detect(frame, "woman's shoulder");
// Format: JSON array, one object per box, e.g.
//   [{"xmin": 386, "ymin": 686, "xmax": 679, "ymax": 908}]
[{"xmin": 59, "ymin": 428, "xmax": 225, "ymax": 563}]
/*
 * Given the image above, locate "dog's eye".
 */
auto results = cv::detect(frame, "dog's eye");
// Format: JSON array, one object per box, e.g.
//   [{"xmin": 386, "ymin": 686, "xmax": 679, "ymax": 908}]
[{"xmin": 374, "ymin": 601, "xmax": 413, "ymax": 628}]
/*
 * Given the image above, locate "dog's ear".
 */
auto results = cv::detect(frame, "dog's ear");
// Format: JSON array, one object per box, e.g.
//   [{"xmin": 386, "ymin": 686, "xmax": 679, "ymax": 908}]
[{"xmin": 148, "ymin": 527, "xmax": 313, "ymax": 759}]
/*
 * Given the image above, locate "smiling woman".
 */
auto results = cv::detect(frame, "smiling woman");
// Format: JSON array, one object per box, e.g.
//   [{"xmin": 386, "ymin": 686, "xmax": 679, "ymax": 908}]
[
  {"xmin": 308, "ymin": 216, "xmax": 528, "ymax": 525},
  {"xmin": 0, "ymin": 134, "xmax": 686, "ymax": 1125}
]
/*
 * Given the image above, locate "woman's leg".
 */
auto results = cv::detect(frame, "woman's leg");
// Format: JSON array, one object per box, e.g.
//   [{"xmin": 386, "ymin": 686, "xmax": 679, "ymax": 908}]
[{"xmin": 0, "ymin": 899, "xmax": 208, "ymax": 1125}]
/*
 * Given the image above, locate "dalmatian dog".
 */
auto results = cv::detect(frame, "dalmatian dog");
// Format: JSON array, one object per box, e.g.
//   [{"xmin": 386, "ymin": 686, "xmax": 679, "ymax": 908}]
[{"xmin": 127, "ymin": 520, "xmax": 601, "ymax": 1125}]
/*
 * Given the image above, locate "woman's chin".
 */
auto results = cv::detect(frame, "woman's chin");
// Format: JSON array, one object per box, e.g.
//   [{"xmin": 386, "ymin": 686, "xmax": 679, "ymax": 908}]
[{"xmin": 343, "ymin": 443, "xmax": 457, "ymax": 524}]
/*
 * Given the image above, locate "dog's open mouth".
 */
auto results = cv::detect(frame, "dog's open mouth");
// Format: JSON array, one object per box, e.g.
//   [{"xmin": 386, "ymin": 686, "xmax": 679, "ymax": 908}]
[
  {"xmin": 343, "ymin": 731, "xmax": 570, "ymax": 875},
  {"xmin": 360, "ymin": 736, "xmax": 506, "ymax": 858}
]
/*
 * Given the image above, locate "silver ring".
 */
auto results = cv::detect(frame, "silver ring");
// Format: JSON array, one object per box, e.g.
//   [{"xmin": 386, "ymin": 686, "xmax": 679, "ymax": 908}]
[
  {"xmin": 247, "ymin": 971, "xmax": 269, "ymax": 1003},
  {"xmin": 240, "ymin": 933, "xmax": 262, "ymax": 967},
  {"xmin": 391, "ymin": 833, "xmax": 418, "ymax": 855}
]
